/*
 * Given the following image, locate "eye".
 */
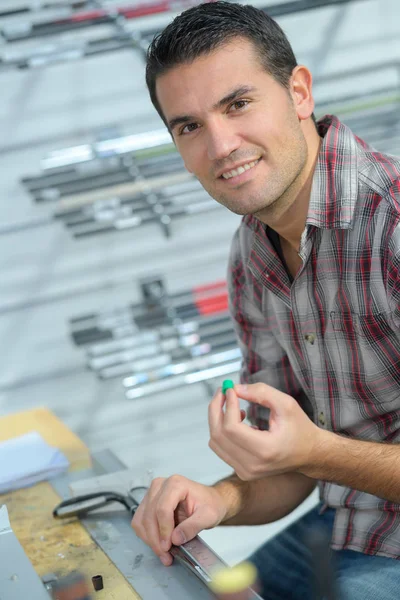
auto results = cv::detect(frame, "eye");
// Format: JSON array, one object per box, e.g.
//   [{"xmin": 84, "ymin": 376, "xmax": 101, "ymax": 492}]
[
  {"xmin": 180, "ymin": 122, "xmax": 199, "ymax": 135},
  {"xmin": 229, "ymin": 100, "xmax": 249, "ymax": 112}
]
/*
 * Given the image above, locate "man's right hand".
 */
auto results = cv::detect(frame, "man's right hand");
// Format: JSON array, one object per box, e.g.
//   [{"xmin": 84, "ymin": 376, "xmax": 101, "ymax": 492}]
[{"xmin": 131, "ymin": 475, "xmax": 229, "ymax": 566}]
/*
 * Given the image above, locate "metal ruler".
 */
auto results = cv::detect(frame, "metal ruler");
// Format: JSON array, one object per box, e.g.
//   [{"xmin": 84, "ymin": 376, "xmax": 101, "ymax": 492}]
[
  {"xmin": 170, "ymin": 537, "xmax": 225, "ymax": 584},
  {"xmin": 171, "ymin": 537, "xmax": 262, "ymax": 600}
]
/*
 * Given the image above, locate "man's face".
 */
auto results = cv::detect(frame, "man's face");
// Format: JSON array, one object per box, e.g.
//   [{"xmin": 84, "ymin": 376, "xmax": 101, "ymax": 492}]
[{"xmin": 156, "ymin": 38, "xmax": 308, "ymax": 217}]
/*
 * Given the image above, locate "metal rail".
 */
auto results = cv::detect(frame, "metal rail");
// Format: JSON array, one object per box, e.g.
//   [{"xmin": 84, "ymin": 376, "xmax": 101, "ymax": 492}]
[{"xmin": 0, "ymin": 0, "xmax": 370, "ymax": 71}]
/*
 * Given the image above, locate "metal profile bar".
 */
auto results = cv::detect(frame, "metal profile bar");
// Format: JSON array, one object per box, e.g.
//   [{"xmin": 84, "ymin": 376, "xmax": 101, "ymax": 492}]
[
  {"xmin": 53, "ymin": 170, "xmax": 192, "ymax": 212},
  {"xmin": 41, "ymin": 129, "xmax": 172, "ymax": 170},
  {"xmin": 31, "ymin": 154, "xmax": 184, "ymax": 201},
  {"xmin": 70, "ymin": 287, "xmax": 228, "ymax": 345},
  {"xmin": 0, "ymin": 1, "xmax": 175, "ymax": 42},
  {"xmin": 62, "ymin": 186, "xmax": 206, "ymax": 227},
  {"xmin": 0, "ymin": 0, "xmax": 94, "ymax": 20},
  {"xmin": 0, "ymin": 505, "xmax": 50, "ymax": 600},
  {"xmin": 70, "ymin": 197, "xmax": 219, "ymax": 239},
  {"xmin": 54, "ymin": 174, "xmax": 200, "ymax": 220},
  {"xmin": 86, "ymin": 312, "xmax": 229, "ymax": 356},
  {"xmin": 0, "ymin": 1, "xmax": 370, "ymax": 73},
  {"xmin": 86, "ymin": 314, "xmax": 231, "ymax": 357},
  {"xmin": 92, "ymin": 334, "xmax": 236, "ymax": 373},
  {"xmin": 125, "ymin": 358, "xmax": 241, "ymax": 399},
  {"xmin": 87, "ymin": 321, "xmax": 234, "ymax": 369},
  {"xmin": 98, "ymin": 334, "xmax": 237, "ymax": 379},
  {"xmin": 23, "ymin": 150, "xmax": 182, "ymax": 194},
  {"xmin": 1, "ymin": 0, "xmax": 370, "ymax": 43},
  {"xmin": 121, "ymin": 345, "xmax": 240, "ymax": 387}
]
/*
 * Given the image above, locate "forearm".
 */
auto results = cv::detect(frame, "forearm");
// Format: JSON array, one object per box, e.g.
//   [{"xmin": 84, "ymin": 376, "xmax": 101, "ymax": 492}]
[
  {"xmin": 213, "ymin": 471, "xmax": 316, "ymax": 526},
  {"xmin": 303, "ymin": 430, "xmax": 400, "ymax": 503}
]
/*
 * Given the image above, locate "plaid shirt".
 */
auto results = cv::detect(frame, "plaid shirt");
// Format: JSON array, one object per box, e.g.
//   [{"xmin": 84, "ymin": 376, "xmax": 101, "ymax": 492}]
[{"xmin": 228, "ymin": 115, "xmax": 400, "ymax": 559}]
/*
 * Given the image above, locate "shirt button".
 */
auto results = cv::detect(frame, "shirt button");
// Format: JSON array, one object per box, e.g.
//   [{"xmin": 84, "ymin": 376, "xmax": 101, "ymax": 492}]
[
  {"xmin": 305, "ymin": 333, "xmax": 316, "ymax": 345},
  {"xmin": 318, "ymin": 412, "xmax": 326, "ymax": 426}
]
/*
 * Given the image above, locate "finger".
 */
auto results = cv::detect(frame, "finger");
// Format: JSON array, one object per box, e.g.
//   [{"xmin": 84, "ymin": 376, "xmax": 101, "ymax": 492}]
[
  {"xmin": 209, "ymin": 390, "xmax": 260, "ymax": 465},
  {"xmin": 143, "ymin": 510, "xmax": 173, "ymax": 565},
  {"xmin": 223, "ymin": 388, "xmax": 243, "ymax": 427},
  {"xmin": 220, "ymin": 389, "xmax": 262, "ymax": 452},
  {"xmin": 219, "ymin": 415, "xmax": 269, "ymax": 457},
  {"xmin": 155, "ymin": 481, "xmax": 185, "ymax": 550},
  {"xmin": 132, "ymin": 502, "xmax": 172, "ymax": 565},
  {"xmin": 171, "ymin": 507, "xmax": 215, "ymax": 546},
  {"xmin": 209, "ymin": 389, "xmax": 262, "ymax": 471},
  {"xmin": 235, "ymin": 383, "xmax": 290, "ymax": 417},
  {"xmin": 155, "ymin": 476, "xmax": 198, "ymax": 551},
  {"xmin": 208, "ymin": 388, "xmax": 225, "ymax": 436},
  {"xmin": 132, "ymin": 480, "xmax": 173, "ymax": 565}
]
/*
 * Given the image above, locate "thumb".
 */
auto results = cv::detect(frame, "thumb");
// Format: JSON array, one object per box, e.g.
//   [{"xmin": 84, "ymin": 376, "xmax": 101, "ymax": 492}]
[
  {"xmin": 235, "ymin": 382, "xmax": 291, "ymax": 417},
  {"xmin": 171, "ymin": 507, "xmax": 213, "ymax": 546}
]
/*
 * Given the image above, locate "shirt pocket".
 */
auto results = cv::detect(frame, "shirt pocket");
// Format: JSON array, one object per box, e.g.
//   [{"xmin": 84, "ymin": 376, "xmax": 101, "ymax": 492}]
[{"xmin": 330, "ymin": 310, "xmax": 400, "ymax": 406}]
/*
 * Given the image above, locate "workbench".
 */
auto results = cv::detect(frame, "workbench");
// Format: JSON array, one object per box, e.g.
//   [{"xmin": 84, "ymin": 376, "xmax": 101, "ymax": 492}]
[{"xmin": 0, "ymin": 407, "xmax": 141, "ymax": 599}]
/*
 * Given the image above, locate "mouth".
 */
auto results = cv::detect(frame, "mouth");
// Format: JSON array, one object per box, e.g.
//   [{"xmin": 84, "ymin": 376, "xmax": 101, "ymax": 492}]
[{"xmin": 218, "ymin": 158, "xmax": 261, "ymax": 184}]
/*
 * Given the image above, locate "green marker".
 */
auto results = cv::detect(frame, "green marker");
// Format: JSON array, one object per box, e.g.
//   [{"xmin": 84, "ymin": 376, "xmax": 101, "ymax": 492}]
[{"xmin": 222, "ymin": 379, "xmax": 235, "ymax": 395}]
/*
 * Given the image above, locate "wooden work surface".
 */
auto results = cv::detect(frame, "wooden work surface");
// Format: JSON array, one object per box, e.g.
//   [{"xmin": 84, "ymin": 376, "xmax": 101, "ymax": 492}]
[{"xmin": 0, "ymin": 407, "xmax": 141, "ymax": 599}]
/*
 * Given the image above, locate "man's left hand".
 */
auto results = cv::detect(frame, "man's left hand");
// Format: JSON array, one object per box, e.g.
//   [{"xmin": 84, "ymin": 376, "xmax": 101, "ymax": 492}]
[{"xmin": 208, "ymin": 382, "xmax": 324, "ymax": 481}]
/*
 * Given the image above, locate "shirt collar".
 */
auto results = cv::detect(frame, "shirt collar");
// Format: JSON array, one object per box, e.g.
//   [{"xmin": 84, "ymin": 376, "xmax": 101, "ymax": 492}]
[{"xmin": 307, "ymin": 114, "xmax": 359, "ymax": 230}]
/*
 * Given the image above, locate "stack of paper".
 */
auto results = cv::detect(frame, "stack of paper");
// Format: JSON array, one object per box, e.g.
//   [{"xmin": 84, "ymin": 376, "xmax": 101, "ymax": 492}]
[{"xmin": 0, "ymin": 431, "xmax": 69, "ymax": 494}]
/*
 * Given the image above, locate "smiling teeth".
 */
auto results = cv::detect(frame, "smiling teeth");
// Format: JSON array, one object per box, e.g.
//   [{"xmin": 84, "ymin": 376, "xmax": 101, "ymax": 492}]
[{"xmin": 222, "ymin": 159, "xmax": 259, "ymax": 179}]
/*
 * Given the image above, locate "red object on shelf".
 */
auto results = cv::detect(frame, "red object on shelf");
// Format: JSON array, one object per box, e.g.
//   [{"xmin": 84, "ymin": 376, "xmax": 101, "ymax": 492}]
[
  {"xmin": 67, "ymin": 0, "xmax": 216, "ymax": 24},
  {"xmin": 196, "ymin": 293, "xmax": 229, "ymax": 315}
]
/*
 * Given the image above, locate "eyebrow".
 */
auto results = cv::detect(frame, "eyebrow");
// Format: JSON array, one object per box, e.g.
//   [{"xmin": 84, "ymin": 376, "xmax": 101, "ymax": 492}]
[{"xmin": 168, "ymin": 85, "xmax": 257, "ymax": 133}]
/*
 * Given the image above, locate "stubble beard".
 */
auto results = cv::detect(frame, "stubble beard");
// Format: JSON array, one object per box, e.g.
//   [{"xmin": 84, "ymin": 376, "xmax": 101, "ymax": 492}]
[
  {"xmin": 205, "ymin": 146, "xmax": 308, "ymax": 221},
  {"xmin": 254, "ymin": 152, "xmax": 308, "ymax": 224},
  {"xmin": 198, "ymin": 115, "xmax": 308, "ymax": 219}
]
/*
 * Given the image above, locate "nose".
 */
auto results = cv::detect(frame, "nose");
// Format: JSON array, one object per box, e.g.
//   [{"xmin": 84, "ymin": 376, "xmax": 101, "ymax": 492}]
[{"xmin": 206, "ymin": 119, "xmax": 241, "ymax": 162}]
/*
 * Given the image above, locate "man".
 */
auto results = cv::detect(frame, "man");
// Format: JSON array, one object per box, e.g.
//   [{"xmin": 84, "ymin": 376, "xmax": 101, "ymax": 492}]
[{"xmin": 131, "ymin": 2, "xmax": 400, "ymax": 597}]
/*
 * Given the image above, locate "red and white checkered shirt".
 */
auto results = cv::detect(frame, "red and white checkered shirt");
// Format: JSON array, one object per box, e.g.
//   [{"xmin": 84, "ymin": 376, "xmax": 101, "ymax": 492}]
[{"xmin": 228, "ymin": 114, "xmax": 400, "ymax": 559}]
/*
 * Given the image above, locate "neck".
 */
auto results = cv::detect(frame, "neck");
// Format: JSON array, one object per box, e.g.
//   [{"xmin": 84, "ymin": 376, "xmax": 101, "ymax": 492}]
[{"xmin": 257, "ymin": 124, "xmax": 321, "ymax": 252}]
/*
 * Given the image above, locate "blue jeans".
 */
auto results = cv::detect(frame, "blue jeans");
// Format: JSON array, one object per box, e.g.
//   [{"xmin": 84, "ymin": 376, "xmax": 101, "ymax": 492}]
[{"xmin": 248, "ymin": 504, "xmax": 400, "ymax": 600}]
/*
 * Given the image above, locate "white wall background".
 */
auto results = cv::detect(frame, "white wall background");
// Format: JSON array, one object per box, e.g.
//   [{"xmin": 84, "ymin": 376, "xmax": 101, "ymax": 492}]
[{"xmin": 0, "ymin": 0, "xmax": 399, "ymax": 566}]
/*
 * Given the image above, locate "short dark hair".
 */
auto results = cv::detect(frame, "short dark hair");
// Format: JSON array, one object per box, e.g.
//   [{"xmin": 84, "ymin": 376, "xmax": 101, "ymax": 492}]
[{"xmin": 146, "ymin": 1, "xmax": 298, "ymax": 127}]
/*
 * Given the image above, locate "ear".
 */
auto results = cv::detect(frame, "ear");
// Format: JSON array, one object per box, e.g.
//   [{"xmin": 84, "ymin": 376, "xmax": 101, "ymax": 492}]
[
  {"xmin": 184, "ymin": 162, "xmax": 193, "ymax": 174},
  {"xmin": 290, "ymin": 65, "xmax": 315, "ymax": 122}
]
